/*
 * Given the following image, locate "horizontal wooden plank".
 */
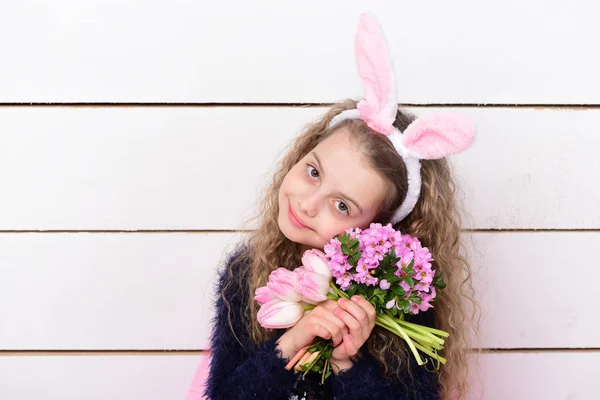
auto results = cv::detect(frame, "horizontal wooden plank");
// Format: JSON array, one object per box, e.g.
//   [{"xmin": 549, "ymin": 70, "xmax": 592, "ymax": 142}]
[
  {"xmin": 469, "ymin": 351, "xmax": 600, "ymax": 400},
  {"xmin": 0, "ymin": 232, "xmax": 243, "ymax": 350},
  {"xmin": 0, "ymin": 107, "xmax": 598, "ymax": 230},
  {"xmin": 0, "ymin": 232, "xmax": 598, "ymax": 350},
  {"xmin": 468, "ymin": 232, "xmax": 600, "ymax": 349},
  {"xmin": 0, "ymin": 352, "xmax": 598, "ymax": 399},
  {"xmin": 0, "ymin": 354, "xmax": 202, "ymax": 400},
  {"xmin": 0, "ymin": 1, "xmax": 598, "ymax": 103}
]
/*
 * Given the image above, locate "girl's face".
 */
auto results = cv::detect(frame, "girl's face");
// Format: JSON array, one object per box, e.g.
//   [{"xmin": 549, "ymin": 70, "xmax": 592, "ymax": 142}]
[{"xmin": 278, "ymin": 127, "xmax": 390, "ymax": 251}]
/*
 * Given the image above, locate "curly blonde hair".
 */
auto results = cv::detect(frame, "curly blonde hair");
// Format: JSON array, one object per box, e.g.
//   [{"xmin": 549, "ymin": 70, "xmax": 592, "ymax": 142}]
[{"xmin": 221, "ymin": 100, "xmax": 481, "ymax": 399}]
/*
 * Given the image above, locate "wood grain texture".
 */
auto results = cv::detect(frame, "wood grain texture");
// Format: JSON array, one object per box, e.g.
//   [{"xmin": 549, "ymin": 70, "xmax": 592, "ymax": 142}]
[
  {"xmin": 0, "ymin": 1, "xmax": 598, "ymax": 103},
  {"xmin": 0, "ymin": 352, "xmax": 598, "ymax": 399},
  {"xmin": 0, "ymin": 107, "xmax": 598, "ymax": 230},
  {"xmin": 1, "ymin": 232, "xmax": 597, "ymax": 350}
]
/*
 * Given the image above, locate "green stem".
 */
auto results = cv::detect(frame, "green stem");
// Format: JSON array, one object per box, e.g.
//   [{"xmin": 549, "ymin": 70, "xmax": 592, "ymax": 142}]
[
  {"xmin": 397, "ymin": 321, "xmax": 445, "ymax": 347},
  {"xmin": 376, "ymin": 319, "xmax": 447, "ymax": 365},
  {"xmin": 413, "ymin": 342, "xmax": 447, "ymax": 364},
  {"xmin": 384, "ymin": 311, "xmax": 444, "ymax": 348},
  {"xmin": 329, "ymin": 281, "xmax": 349, "ymax": 299},
  {"xmin": 303, "ymin": 304, "xmax": 316, "ymax": 311},
  {"xmin": 399, "ymin": 320, "xmax": 450, "ymax": 337},
  {"xmin": 398, "ymin": 324, "xmax": 443, "ymax": 349},
  {"xmin": 378, "ymin": 315, "xmax": 424, "ymax": 366}
]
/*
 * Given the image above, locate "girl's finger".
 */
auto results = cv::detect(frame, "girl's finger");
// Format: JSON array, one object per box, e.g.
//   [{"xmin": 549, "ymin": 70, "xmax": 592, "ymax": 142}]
[
  {"xmin": 350, "ymin": 295, "xmax": 376, "ymax": 326},
  {"xmin": 323, "ymin": 312, "xmax": 349, "ymax": 337},
  {"xmin": 338, "ymin": 297, "xmax": 368, "ymax": 326},
  {"xmin": 314, "ymin": 319, "xmax": 344, "ymax": 347},
  {"xmin": 333, "ymin": 305, "xmax": 361, "ymax": 339},
  {"xmin": 312, "ymin": 323, "xmax": 333, "ymax": 342},
  {"xmin": 342, "ymin": 333, "xmax": 358, "ymax": 357}
]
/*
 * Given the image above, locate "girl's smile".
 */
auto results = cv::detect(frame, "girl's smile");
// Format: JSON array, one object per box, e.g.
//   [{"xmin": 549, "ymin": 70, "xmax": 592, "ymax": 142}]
[{"xmin": 288, "ymin": 201, "xmax": 311, "ymax": 230}]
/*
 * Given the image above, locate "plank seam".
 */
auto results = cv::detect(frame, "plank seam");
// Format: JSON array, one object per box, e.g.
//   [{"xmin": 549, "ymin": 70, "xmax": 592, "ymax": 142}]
[
  {"xmin": 1, "ymin": 348, "xmax": 599, "ymax": 356},
  {"xmin": 0, "ymin": 229, "xmax": 599, "ymax": 234},
  {"xmin": 0, "ymin": 103, "xmax": 599, "ymax": 109}
]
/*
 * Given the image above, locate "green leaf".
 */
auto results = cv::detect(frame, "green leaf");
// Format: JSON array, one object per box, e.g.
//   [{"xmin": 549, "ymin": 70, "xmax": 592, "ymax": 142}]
[
  {"xmin": 349, "ymin": 238, "xmax": 359, "ymax": 248},
  {"xmin": 387, "ymin": 265, "xmax": 399, "ymax": 273},
  {"xmin": 391, "ymin": 285, "xmax": 406, "ymax": 296},
  {"xmin": 434, "ymin": 281, "xmax": 447, "ymax": 289},
  {"xmin": 379, "ymin": 255, "xmax": 391, "ymax": 270},
  {"xmin": 380, "ymin": 273, "xmax": 400, "ymax": 284},
  {"xmin": 403, "ymin": 276, "xmax": 415, "ymax": 287},
  {"xmin": 367, "ymin": 287, "xmax": 375, "ymax": 298},
  {"xmin": 398, "ymin": 299, "xmax": 410, "ymax": 313},
  {"xmin": 348, "ymin": 283, "xmax": 358, "ymax": 298},
  {"xmin": 341, "ymin": 244, "xmax": 350, "ymax": 255}
]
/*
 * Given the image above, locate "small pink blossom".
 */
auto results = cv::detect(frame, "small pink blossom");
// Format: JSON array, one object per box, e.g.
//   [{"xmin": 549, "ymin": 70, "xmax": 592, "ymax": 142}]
[
  {"xmin": 364, "ymin": 274, "xmax": 378, "ymax": 286},
  {"xmin": 409, "ymin": 302, "xmax": 421, "ymax": 314},
  {"xmin": 414, "ymin": 280, "xmax": 431, "ymax": 292},
  {"xmin": 421, "ymin": 287, "xmax": 437, "ymax": 303},
  {"xmin": 400, "ymin": 280, "xmax": 411, "ymax": 292},
  {"xmin": 418, "ymin": 301, "xmax": 433, "ymax": 312},
  {"xmin": 379, "ymin": 279, "xmax": 391, "ymax": 290},
  {"xmin": 386, "ymin": 299, "xmax": 396, "ymax": 309}
]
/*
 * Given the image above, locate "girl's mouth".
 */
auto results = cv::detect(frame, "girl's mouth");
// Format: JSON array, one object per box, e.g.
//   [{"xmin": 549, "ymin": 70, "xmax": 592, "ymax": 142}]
[{"xmin": 288, "ymin": 202, "xmax": 310, "ymax": 230}]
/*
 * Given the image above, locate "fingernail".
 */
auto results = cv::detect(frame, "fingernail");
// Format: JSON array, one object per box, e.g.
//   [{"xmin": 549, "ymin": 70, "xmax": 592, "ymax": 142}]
[
  {"xmin": 351, "ymin": 296, "xmax": 360, "ymax": 302},
  {"xmin": 338, "ymin": 298, "xmax": 347, "ymax": 305}
]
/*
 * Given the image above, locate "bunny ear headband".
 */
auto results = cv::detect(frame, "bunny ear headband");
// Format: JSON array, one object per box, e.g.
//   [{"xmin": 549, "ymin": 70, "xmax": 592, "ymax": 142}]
[{"xmin": 328, "ymin": 14, "xmax": 476, "ymax": 224}]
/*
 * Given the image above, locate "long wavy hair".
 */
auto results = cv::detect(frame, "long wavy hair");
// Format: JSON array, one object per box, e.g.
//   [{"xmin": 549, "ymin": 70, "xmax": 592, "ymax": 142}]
[{"xmin": 221, "ymin": 100, "xmax": 481, "ymax": 399}]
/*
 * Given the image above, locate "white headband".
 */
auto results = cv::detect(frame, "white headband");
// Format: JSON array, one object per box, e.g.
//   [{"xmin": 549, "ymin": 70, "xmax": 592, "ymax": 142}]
[{"xmin": 328, "ymin": 14, "xmax": 476, "ymax": 224}]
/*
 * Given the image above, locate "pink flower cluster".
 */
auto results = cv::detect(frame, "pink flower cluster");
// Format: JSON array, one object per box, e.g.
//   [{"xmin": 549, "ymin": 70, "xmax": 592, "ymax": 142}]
[
  {"xmin": 324, "ymin": 223, "xmax": 437, "ymax": 314},
  {"xmin": 255, "ymin": 250, "xmax": 332, "ymax": 329}
]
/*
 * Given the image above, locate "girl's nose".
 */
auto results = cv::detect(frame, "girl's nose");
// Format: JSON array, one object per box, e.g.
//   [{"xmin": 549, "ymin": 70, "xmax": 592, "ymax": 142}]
[{"xmin": 299, "ymin": 195, "xmax": 319, "ymax": 219}]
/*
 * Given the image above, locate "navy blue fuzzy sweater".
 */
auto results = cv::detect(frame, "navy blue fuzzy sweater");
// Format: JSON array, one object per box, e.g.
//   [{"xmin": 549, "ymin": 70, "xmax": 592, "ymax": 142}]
[{"xmin": 204, "ymin": 247, "xmax": 441, "ymax": 400}]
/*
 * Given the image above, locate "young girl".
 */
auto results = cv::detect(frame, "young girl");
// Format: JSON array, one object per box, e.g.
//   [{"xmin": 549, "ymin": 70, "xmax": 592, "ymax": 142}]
[{"xmin": 203, "ymin": 15, "xmax": 479, "ymax": 400}]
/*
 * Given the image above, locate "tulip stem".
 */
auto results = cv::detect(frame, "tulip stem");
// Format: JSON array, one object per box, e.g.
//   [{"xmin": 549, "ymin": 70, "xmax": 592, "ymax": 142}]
[{"xmin": 329, "ymin": 282, "xmax": 349, "ymax": 299}]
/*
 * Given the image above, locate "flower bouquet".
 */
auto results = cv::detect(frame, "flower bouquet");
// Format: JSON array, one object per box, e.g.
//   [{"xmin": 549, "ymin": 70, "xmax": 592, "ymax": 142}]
[{"xmin": 255, "ymin": 223, "xmax": 448, "ymax": 383}]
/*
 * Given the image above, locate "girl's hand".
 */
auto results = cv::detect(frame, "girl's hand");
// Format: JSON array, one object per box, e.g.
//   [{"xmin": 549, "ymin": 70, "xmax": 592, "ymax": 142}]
[
  {"xmin": 330, "ymin": 295, "xmax": 376, "ymax": 371},
  {"xmin": 276, "ymin": 299, "xmax": 349, "ymax": 359}
]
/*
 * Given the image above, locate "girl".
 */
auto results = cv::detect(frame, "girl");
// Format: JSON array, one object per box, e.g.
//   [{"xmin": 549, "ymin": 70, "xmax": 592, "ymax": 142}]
[{"xmin": 203, "ymin": 15, "xmax": 479, "ymax": 400}]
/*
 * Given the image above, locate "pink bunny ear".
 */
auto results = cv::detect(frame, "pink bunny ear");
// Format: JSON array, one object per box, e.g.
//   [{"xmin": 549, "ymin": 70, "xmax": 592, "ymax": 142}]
[
  {"xmin": 354, "ymin": 14, "xmax": 398, "ymax": 135},
  {"xmin": 402, "ymin": 113, "xmax": 476, "ymax": 159}
]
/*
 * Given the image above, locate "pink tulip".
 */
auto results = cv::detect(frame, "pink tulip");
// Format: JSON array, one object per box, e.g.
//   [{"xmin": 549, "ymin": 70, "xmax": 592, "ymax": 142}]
[
  {"xmin": 257, "ymin": 299, "xmax": 303, "ymax": 329},
  {"xmin": 254, "ymin": 286, "xmax": 278, "ymax": 305},
  {"xmin": 267, "ymin": 268, "xmax": 301, "ymax": 302},
  {"xmin": 301, "ymin": 249, "xmax": 332, "ymax": 280},
  {"xmin": 296, "ymin": 267, "xmax": 330, "ymax": 305}
]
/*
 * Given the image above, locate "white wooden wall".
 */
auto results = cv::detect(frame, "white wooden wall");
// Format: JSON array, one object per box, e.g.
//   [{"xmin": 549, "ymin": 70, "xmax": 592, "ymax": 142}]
[{"xmin": 1, "ymin": 1, "xmax": 599, "ymax": 399}]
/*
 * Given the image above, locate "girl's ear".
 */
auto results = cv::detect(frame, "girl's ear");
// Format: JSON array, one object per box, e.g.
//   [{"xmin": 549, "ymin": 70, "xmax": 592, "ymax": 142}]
[
  {"xmin": 354, "ymin": 13, "xmax": 398, "ymax": 135},
  {"xmin": 401, "ymin": 113, "xmax": 476, "ymax": 159}
]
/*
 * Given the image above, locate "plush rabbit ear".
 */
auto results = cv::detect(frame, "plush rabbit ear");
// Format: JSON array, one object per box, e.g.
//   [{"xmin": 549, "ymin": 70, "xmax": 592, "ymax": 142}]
[
  {"xmin": 401, "ymin": 113, "xmax": 476, "ymax": 159},
  {"xmin": 354, "ymin": 14, "xmax": 398, "ymax": 136}
]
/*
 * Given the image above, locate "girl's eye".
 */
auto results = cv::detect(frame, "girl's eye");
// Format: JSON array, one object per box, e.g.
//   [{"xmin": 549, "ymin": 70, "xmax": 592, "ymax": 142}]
[
  {"xmin": 307, "ymin": 164, "xmax": 319, "ymax": 180},
  {"xmin": 335, "ymin": 200, "xmax": 349, "ymax": 215}
]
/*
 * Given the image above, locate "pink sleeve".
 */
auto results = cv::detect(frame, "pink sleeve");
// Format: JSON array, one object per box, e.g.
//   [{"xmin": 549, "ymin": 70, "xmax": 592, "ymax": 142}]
[{"xmin": 186, "ymin": 341, "xmax": 211, "ymax": 400}]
